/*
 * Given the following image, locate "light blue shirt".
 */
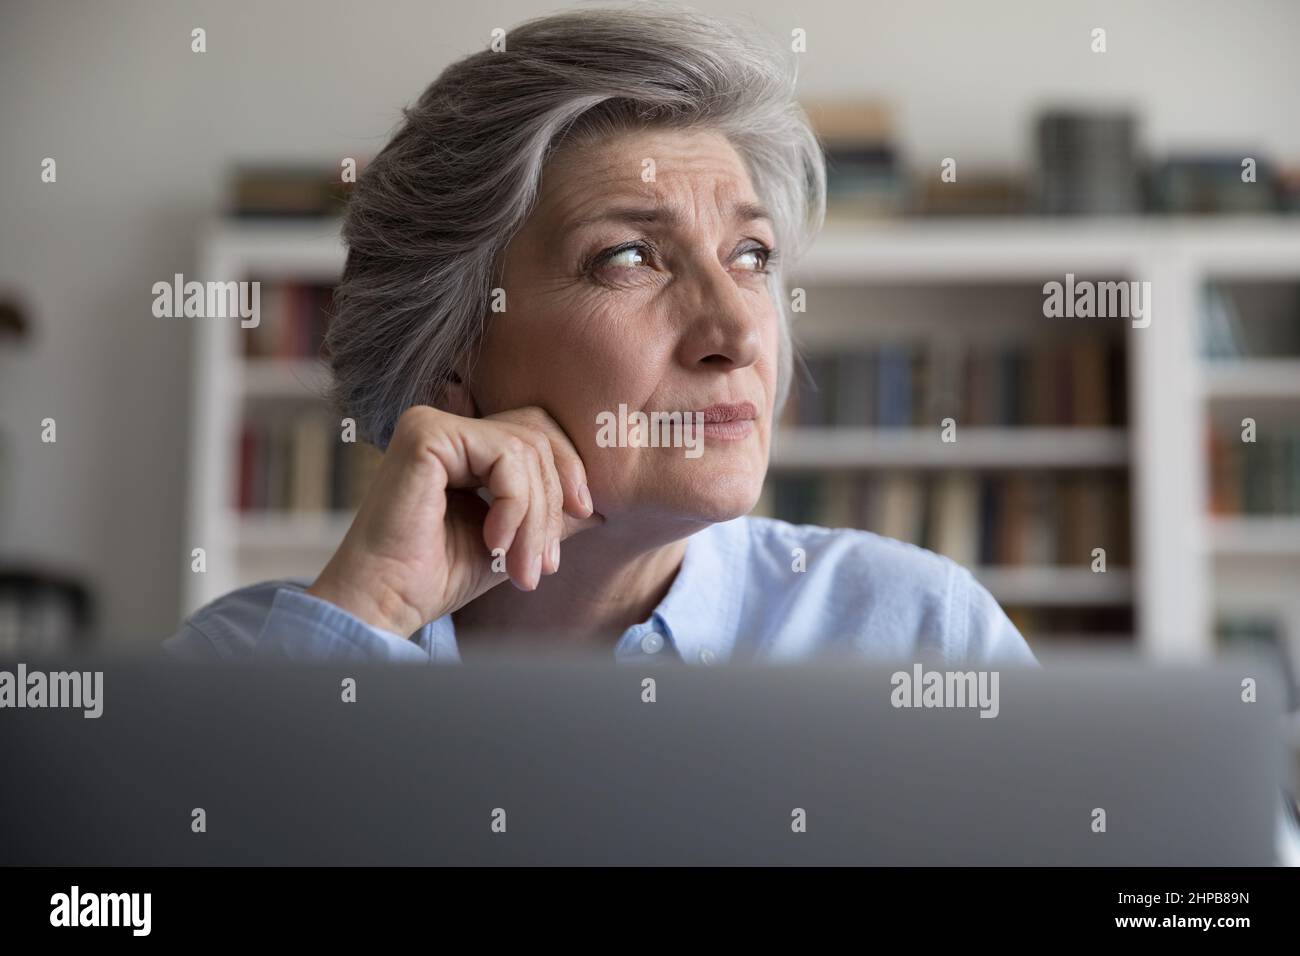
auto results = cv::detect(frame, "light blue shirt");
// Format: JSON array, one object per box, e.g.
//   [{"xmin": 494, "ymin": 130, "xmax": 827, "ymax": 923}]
[{"xmin": 162, "ymin": 516, "xmax": 1038, "ymax": 666}]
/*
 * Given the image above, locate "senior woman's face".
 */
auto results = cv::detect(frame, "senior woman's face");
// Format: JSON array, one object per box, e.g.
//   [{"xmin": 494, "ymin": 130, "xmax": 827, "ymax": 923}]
[{"xmin": 469, "ymin": 128, "xmax": 780, "ymax": 524}]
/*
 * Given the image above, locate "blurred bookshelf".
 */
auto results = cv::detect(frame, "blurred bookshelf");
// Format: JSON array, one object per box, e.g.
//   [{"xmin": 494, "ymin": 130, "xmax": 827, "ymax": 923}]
[
  {"xmin": 1203, "ymin": 359, "xmax": 1300, "ymax": 398},
  {"xmin": 753, "ymin": 260, "xmax": 1137, "ymax": 651},
  {"xmin": 1202, "ymin": 275, "xmax": 1300, "ymax": 678},
  {"xmin": 185, "ymin": 220, "xmax": 377, "ymax": 614},
  {"xmin": 767, "ymin": 218, "xmax": 1300, "ymax": 664},
  {"xmin": 185, "ymin": 216, "xmax": 1300, "ymax": 665}
]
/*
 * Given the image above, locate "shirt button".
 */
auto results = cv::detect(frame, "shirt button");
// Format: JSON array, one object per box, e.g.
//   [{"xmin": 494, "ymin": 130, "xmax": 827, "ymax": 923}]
[
  {"xmin": 698, "ymin": 648, "xmax": 716, "ymax": 665},
  {"xmin": 640, "ymin": 632, "xmax": 664, "ymax": 655}
]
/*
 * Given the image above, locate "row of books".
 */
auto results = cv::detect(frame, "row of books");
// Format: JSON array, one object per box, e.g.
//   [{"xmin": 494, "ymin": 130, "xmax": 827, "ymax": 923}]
[
  {"xmin": 241, "ymin": 282, "xmax": 335, "ymax": 360},
  {"xmin": 1207, "ymin": 427, "xmax": 1300, "ymax": 515},
  {"xmin": 236, "ymin": 418, "xmax": 382, "ymax": 512},
  {"xmin": 787, "ymin": 339, "xmax": 1126, "ymax": 428},
  {"xmin": 758, "ymin": 471, "xmax": 1131, "ymax": 568}
]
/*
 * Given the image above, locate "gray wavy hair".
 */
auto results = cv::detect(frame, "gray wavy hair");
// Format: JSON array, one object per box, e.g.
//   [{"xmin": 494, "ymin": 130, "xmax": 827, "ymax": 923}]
[{"xmin": 328, "ymin": 1, "xmax": 827, "ymax": 449}]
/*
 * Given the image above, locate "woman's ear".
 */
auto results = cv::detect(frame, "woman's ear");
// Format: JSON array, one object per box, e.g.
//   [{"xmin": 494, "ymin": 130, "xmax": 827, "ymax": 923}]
[{"xmin": 436, "ymin": 362, "xmax": 478, "ymax": 418}]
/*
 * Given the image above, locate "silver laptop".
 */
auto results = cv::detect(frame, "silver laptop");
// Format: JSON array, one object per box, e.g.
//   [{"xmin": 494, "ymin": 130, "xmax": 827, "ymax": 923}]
[{"xmin": 0, "ymin": 654, "xmax": 1288, "ymax": 865}]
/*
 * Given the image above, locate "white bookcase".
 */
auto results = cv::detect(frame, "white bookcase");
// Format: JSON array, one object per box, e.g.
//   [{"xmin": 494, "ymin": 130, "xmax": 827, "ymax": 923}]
[
  {"xmin": 184, "ymin": 220, "xmax": 347, "ymax": 617},
  {"xmin": 185, "ymin": 216, "xmax": 1300, "ymax": 663}
]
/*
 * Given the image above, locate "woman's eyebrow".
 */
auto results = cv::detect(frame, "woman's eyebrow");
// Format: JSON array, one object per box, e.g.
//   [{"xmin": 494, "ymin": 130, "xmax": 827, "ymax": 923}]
[{"xmin": 565, "ymin": 200, "xmax": 773, "ymax": 232}]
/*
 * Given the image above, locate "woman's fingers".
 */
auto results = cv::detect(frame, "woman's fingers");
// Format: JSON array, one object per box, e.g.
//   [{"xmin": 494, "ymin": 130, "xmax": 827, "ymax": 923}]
[
  {"xmin": 309, "ymin": 404, "xmax": 604, "ymax": 635},
  {"xmin": 544, "ymin": 429, "xmax": 592, "ymax": 520},
  {"xmin": 511, "ymin": 441, "xmax": 549, "ymax": 588},
  {"xmin": 441, "ymin": 405, "xmax": 603, "ymax": 592},
  {"xmin": 479, "ymin": 441, "xmax": 531, "ymax": 560},
  {"xmin": 513, "ymin": 427, "xmax": 565, "ymax": 573},
  {"xmin": 486, "ymin": 407, "xmax": 593, "ymax": 519}
]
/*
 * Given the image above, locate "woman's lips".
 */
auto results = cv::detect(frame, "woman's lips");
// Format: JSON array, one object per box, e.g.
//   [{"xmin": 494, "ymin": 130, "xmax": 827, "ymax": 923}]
[
  {"xmin": 695, "ymin": 401, "xmax": 758, "ymax": 441},
  {"xmin": 702, "ymin": 418, "xmax": 754, "ymax": 441},
  {"xmin": 696, "ymin": 401, "xmax": 758, "ymax": 423}
]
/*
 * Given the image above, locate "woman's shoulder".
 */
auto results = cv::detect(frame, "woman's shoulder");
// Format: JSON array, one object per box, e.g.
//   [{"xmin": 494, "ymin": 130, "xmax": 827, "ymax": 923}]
[
  {"xmin": 710, "ymin": 516, "xmax": 1033, "ymax": 664},
  {"xmin": 725, "ymin": 514, "xmax": 964, "ymax": 594}
]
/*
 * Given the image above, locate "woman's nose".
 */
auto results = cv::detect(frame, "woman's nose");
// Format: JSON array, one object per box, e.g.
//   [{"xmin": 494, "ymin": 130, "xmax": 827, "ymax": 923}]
[{"xmin": 674, "ymin": 259, "xmax": 764, "ymax": 371}]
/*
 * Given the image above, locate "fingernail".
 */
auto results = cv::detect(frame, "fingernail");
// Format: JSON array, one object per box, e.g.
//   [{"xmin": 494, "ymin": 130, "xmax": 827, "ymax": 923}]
[
  {"xmin": 530, "ymin": 552, "xmax": 542, "ymax": 589},
  {"xmin": 550, "ymin": 538, "xmax": 561, "ymax": 571},
  {"xmin": 578, "ymin": 483, "xmax": 593, "ymax": 515}
]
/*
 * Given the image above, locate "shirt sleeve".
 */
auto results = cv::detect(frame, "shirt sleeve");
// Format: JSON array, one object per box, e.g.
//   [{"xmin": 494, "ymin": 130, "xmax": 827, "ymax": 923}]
[
  {"xmin": 956, "ymin": 568, "xmax": 1040, "ymax": 666},
  {"xmin": 161, "ymin": 583, "xmax": 431, "ymax": 663}
]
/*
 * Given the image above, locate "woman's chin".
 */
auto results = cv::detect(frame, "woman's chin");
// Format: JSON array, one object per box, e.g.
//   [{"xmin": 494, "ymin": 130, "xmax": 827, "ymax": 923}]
[
  {"xmin": 590, "ymin": 457, "xmax": 768, "ymax": 526},
  {"xmin": 648, "ymin": 474, "xmax": 765, "ymax": 524}
]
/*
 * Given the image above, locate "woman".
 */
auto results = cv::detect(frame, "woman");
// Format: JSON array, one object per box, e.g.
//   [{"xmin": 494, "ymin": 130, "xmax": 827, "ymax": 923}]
[{"xmin": 165, "ymin": 4, "xmax": 1035, "ymax": 666}]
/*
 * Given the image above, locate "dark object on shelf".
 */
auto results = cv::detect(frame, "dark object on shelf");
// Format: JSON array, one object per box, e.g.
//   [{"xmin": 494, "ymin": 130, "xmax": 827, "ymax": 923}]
[
  {"xmin": 1200, "ymin": 283, "xmax": 1248, "ymax": 359},
  {"xmin": 1151, "ymin": 155, "xmax": 1281, "ymax": 214},
  {"xmin": 0, "ymin": 567, "xmax": 94, "ymax": 654},
  {"xmin": 824, "ymin": 144, "xmax": 904, "ymax": 216},
  {"xmin": 1201, "ymin": 280, "xmax": 1300, "ymax": 359},
  {"xmin": 0, "ymin": 298, "xmax": 31, "ymax": 345},
  {"xmin": 805, "ymin": 100, "xmax": 906, "ymax": 219},
  {"xmin": 227, "ymin": 163, "xmax": 362, "ymax": 218},
  {"xmin": 914, "ymin": 172, "xmax": 1030, "ymax": 217},
  {"xmin": 1280, "ymin": 168, "xmax": 1300, "ymax": 213},
  {"xmin": 1035, "ymin": 110, "xmax": 1142, "ymax": 215}
]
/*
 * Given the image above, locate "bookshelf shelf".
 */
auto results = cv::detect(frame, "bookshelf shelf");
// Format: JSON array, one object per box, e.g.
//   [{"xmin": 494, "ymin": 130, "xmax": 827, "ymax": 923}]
[
  {"xmin": 973, "ymin": 567, "xmax": 1133, "ymax": 606},
  {"xmin": 1202, "ymin": 359, "xmax": 1300, "ymax": 399},
  {"xmin": 790, "ymin": 219, "xmax": 1135, "ymax": 281},
  {"xmin": 202, "ymin": 220, "xmax": 345, "ymax": 279},
  {"xmin": 235, "ymin": 511, "xmax": 352, "ymax": 552},
  {"xmin": 770, "ymin": 427, "xmax": 1129, "ymax": 469},
  {"xmin": 790, "ymin": 217, "xmax": 1300, "ymax": 282},
  {"xmin": 240, "ymin": 358, "xmax": 332, "ymax": 400},
  {"xmin": 1208, "ymin": 516, "xmax": 1300, "ymax": 556}
]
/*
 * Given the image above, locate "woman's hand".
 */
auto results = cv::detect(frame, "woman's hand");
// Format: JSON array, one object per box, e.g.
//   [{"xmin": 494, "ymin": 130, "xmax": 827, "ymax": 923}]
[{"xmin": 305, "ymin": 404, "xmax": 602, "ymax": 638}]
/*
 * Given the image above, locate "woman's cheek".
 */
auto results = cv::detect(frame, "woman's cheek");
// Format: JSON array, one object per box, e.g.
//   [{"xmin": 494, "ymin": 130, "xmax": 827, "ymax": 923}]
[{"xmin": 577, "ymin": 446, "xmax": 638, "ymax": 514}]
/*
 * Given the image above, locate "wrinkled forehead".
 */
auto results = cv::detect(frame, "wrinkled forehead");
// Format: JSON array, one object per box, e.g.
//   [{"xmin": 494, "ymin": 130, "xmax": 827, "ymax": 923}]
[{"xmin": 533, "ymin": 127, "xmax": 769, "ymax": 237}]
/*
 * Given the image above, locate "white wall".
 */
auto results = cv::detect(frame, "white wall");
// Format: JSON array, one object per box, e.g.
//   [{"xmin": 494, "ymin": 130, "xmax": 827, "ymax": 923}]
[{"xmin": 1, "ymin": 0, "xmax": 1297, "ymax": 643}]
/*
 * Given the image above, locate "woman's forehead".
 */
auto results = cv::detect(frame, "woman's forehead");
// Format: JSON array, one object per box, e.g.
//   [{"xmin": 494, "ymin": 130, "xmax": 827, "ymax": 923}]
[{"xmin": 534, "ymin": 130, "xmax": 763, "ymax": 230}]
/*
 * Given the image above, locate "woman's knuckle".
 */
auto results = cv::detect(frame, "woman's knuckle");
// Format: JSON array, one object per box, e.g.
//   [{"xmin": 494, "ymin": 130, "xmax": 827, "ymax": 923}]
[
  {"xmin": 528, "ymin": 433, "xmax": 553, "ymax": 460},
  {"xmin": 393, "ymin": 406, "xmax": 437, "ymax": 446},
  {"xmin": 397, "ymin": 404, "xmax": 435, "ymax": 430}
]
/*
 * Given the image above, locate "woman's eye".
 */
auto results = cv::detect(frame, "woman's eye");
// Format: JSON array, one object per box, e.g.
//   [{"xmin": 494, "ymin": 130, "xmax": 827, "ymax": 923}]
[
  {"xmin": 587, "ymin": 240, "xmax": 774, "ymax": 280},
  {"xmin": 605, "ymin": 245, "xmax": 649, "ymax": 269},
  {"xmin": 735, "ymin": 245, "xmax": 773, "ymax": 273}
]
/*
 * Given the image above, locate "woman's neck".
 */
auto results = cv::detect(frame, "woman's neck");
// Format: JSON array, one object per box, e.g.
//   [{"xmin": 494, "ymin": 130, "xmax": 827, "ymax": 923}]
[{"xmin": 451, "ymin": 520, "xmax": 697, "ymax": 653}]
